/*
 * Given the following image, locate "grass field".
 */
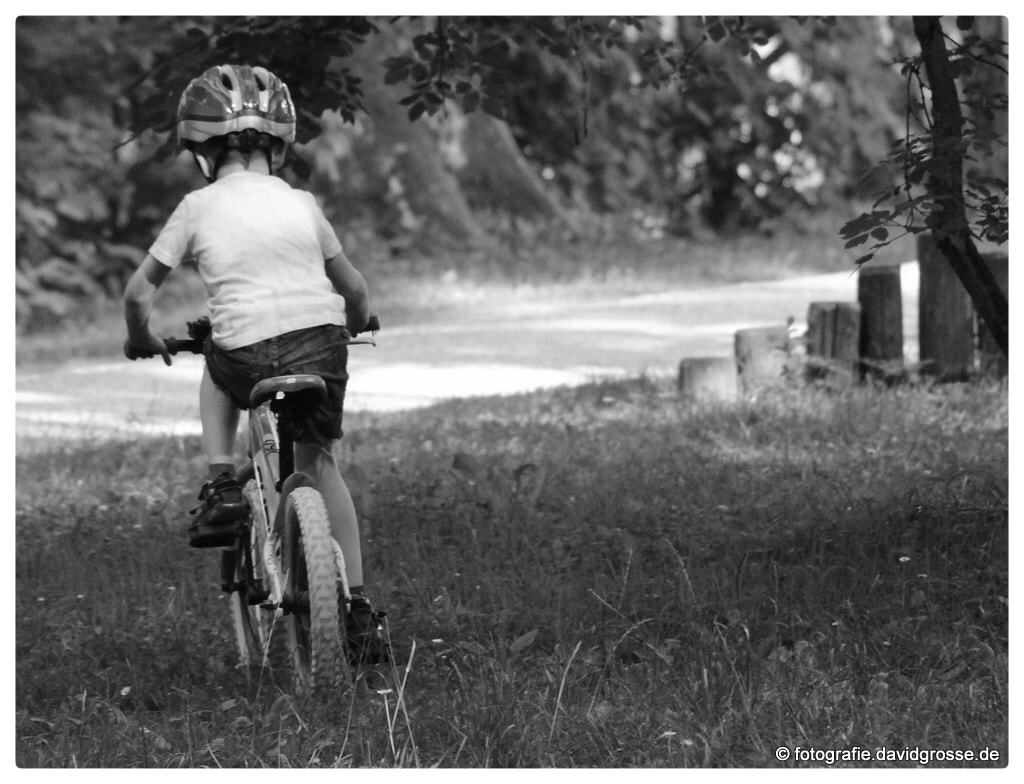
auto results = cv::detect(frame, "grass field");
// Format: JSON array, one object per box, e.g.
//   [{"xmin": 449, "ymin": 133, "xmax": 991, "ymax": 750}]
[{"xmin": 15, "ymin": 372, "xmax": 1008, "ymax": 768}]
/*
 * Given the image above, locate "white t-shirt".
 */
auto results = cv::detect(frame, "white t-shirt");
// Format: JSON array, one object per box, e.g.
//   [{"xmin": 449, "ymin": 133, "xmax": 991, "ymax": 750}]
[{"xmin": 148, "ymin": 171, "xmax": 345, "ymax": 349}]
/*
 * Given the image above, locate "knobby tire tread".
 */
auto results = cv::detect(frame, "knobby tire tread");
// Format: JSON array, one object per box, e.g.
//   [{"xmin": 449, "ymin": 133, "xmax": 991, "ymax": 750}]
[{"xmin": 283, "ymin": 486, "xmax": 346, "ymax": 693}]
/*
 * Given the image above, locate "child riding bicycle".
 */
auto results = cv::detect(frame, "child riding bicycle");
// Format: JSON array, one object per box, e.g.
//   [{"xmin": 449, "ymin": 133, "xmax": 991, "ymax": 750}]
[{"xmin": 122, "ymin": 63, "xmax": 388, "ymax": 664}]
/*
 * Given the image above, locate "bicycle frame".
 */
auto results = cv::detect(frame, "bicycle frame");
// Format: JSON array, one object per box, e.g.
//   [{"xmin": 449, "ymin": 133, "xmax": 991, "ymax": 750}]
[
  {"xmin": 234, "ymin": 396, "xmax": 352, "ymax": 618},
  {"xmin": 236, "ymin": 402, "xmax": 286, "ymax": 614}
]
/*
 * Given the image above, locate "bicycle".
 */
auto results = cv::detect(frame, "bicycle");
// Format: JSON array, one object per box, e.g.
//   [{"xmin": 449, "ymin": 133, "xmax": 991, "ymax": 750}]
[{"xmin": 133, "ymin": 315, "xmax": 382, "ymax": 693}]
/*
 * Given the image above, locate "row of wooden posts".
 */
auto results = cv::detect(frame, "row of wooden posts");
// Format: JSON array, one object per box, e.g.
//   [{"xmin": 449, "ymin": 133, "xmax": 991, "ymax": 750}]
[{"xmin": 678, "ymin": 236, "xmax": 1009, "ymax": 400}]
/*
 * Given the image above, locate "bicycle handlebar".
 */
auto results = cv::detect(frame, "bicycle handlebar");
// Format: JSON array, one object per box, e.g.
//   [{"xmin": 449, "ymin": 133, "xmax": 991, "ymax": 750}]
[{"xmin": 125, "ymin": 314, "xmax": 380, "ymax": 361}]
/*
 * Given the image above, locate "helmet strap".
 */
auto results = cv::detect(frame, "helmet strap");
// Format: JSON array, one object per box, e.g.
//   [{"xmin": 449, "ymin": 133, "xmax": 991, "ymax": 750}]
[
  {"xmin": 189, "ymin": 136, "xmax": 281, "ymax": 181},
  {"xmin": 191, "ymin": 151, "xmax": 216, "ymax": 183}
]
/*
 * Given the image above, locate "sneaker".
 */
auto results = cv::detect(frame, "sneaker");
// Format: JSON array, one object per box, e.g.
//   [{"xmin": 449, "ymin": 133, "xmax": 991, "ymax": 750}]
[
  {"xmin": 346, "ymin": 594, "xmax": 391, "ymax": 666},
  {"xmin": 188, "ymin": 473, "xmax": 248, "ymax": 548}
]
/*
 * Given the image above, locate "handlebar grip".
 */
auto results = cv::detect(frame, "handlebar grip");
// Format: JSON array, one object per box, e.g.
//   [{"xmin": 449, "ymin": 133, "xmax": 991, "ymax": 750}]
[
  {"xmin": 166, "ymin": 337, "xmax": 204, "ymax": 355},
  {"xmin": 125, "ymin": 323, "xmax": 206, "ymax": 362}
]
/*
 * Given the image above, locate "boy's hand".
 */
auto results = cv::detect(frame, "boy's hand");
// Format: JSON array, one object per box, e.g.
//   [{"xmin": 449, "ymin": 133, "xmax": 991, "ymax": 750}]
[
  {"xmin": 347, "ymin": 316, "xmax": 368, "ymax": 336},
  {"xmin": 124, "ymin": 332, "xmax": 172, "ymax": 365}
]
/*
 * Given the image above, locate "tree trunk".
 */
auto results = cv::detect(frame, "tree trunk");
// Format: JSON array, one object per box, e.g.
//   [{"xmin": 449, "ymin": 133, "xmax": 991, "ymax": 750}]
[
  {"xmin": 350, "ymin": 40, "xmax": 494, "ymax": 249},
  {"xmin": 458, "ymin": 111, "xmax": 581, "ymax": 237},
  {"xmin": 362, "ymin": 90, "xmax": 493, "ymax": 248},
  {"xmin": 350, "ymin": 28, "xmax": 581, "ymax": 250},
  {"xmin": 917, "ymin": 233, "xmax": 975, "ymax": 378},
  {"xmin": 912, "ymin": 16, "xmax": 1008, "ymax": 359}
]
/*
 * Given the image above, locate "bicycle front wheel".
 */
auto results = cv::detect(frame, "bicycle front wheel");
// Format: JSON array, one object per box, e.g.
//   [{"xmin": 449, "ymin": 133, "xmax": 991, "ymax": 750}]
[{"xmin": 280, "ymin": 486, "xmax": 346, "ymax": 692}]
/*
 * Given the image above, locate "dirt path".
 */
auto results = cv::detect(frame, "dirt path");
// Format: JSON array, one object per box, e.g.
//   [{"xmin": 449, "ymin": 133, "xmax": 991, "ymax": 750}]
[{"xmin": 16, "ymin": 263, "xmax": 919, "ymax": 441}]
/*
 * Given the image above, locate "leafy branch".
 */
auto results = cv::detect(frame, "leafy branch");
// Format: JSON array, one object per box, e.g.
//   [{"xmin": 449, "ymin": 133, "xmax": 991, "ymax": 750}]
[
  {"xmin": 381, "ymin": 17, "xmax": 646, "ymax": 122},
  {"xmin": 839, "ymin": 17, "xmax": 1007, "ymax": 267}
]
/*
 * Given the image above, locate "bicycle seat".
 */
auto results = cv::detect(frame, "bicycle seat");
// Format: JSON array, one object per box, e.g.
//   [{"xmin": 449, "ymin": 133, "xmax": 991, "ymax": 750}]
[{"xmin": 250, "ymin": 374, "xmax": 327, "ymax": 410}]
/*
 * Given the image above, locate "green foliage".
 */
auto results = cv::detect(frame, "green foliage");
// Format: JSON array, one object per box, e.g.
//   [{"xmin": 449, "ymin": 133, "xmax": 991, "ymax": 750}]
[
  {"xmin": 839, "ymin": 17, "xmax": 1008, "ymax": 266},
  {"xmin": 131, "ymin": 15, "xmax": 909, "ymax": 232},
  {"xmin": 16, "ymin": 17, "xmax": 198, "ymax": 330},
  {"xmin": 16, "ymin": 15, "xmax": 1004, "ymax": 331},
  {"xmin": 16, "ymin": 380, "xmax": 1008, "ymax": 766},
  {"xmin": 135, "ymin": 17, "xmax": 382, "ymax": 137},
  {"xmin": 363, "ymin": 16, "xmax": 907, "ymax": 234},
  {"xmin": 377, "ymin": 17, "xmax": 645, "ymax": 122},
  {"xmin": 378, "ymin": 16, "xmax": 909, "ymax": 232}
]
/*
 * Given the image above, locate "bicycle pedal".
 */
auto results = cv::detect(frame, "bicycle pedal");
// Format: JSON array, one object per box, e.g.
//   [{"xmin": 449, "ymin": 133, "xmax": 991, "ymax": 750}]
[{"xmin": 189, "ymin": 518, "xmax": 245, "ymax": 549}]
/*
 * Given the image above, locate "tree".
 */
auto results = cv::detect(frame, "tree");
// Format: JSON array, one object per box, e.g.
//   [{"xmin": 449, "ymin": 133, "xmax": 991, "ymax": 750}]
[
  {"xmin": 346, "ymin": 30, "xmax": 495, "ymax": 249},
  {"xmin": 839, "ymin": 16, "xmax": 1008, "ymax": 358},
  {"xmin": 367, "ymin": 15, "xmax": 1008, "ymax": 357},
  {"xmin": 16, "ymin": 15, "xmax": 1007, "ymax": 351},
  {"xmin": 15, "ymin": 16, "xmax": 197, "ymax": 328},
  {"xmin": 129, "ymin": 16, "xmax": 588, "ymax": 252}
]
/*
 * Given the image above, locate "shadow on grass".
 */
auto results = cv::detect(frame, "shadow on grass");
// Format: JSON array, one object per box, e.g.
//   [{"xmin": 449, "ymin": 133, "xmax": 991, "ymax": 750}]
[{"xmin": 16, "ymin": 375, "xmax": 1008, "ymax": 767}]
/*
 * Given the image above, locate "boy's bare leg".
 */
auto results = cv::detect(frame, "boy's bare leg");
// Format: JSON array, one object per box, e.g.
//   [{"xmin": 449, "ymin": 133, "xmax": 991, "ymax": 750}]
[
  {"xmin": 200, "ymin": 366, "xmax": 240, "ymax": 472},
  {"xmin": 295, "ymin": 441, "xmax": 364, "ymax": 588}
]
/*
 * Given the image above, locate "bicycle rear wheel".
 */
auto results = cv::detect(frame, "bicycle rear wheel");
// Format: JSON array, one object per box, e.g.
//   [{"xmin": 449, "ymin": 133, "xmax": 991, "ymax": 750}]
[{"xmin": 280, "ymin": 486, "xmax": 346, "ymax": 692}]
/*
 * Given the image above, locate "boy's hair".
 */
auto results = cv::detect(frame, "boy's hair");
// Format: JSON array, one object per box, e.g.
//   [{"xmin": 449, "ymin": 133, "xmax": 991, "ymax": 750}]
[{"xmin": 194, "ymin": 129, "xmax": 285, "ymax": 177}]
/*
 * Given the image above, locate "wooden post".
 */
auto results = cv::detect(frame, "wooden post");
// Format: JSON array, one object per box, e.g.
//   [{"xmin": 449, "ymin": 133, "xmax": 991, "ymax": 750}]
[
  {"xmin": 857, "ymin": 264, "xmax": 905, "ymax": 381},
  {"xmin": 806, "ymin": 302, "xmax": 861, "ymax": 382},
  {"xmin": 734, "ymin": 326, "xmax": 790, "ymax": 398},
  {"xmin": 677, "ymin": 357, "xmax": 737, "ymax": 401},
  {"xmin": 917, "ymin": 234, "xmax": 975, "ymax": 379},
  {"xmin": 977, "ymin": 252, "xmax": 1009, "ymax": 378}
]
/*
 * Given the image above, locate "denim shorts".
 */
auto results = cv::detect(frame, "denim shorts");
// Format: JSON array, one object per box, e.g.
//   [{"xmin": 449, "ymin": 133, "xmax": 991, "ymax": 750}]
[{"xmin": 204, "ymin": 324, "xmax": 350, "ymax": 446}]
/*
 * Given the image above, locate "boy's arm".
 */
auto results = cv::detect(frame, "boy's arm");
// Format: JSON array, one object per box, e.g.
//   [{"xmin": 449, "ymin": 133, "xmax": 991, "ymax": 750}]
[
  {"xmin": 124, "ymin": 254, "xmax": 173, "ymax": 365},
  {"xmin": 325, "ymin": 251, "xmax": 370, "ymax": 335}
]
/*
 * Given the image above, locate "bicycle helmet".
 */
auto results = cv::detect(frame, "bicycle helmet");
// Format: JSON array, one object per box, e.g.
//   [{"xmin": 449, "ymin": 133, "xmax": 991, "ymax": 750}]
[{"xmin": 177, "ymin": 64, "xmax": 296, "ymax": 180}]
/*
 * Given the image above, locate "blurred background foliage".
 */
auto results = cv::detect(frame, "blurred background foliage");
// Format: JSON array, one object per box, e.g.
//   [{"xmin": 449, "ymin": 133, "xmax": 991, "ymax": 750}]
[{"xmin": 13, "ymin": 16, "xmax": 981, "ymax": 331}]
